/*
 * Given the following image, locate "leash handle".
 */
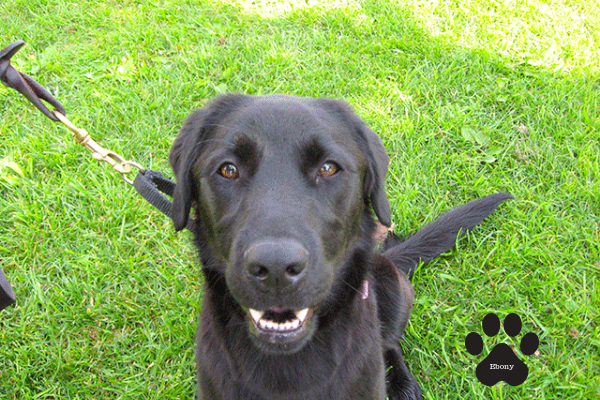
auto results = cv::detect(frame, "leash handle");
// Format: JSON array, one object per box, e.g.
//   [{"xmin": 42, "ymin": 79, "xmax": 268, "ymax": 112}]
[{"xmin": 1, "ymin": 40, "xmax": 65, "ymax": 121}]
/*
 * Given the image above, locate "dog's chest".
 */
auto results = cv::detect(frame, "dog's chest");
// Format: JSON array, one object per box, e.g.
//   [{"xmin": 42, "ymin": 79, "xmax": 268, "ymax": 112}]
[{"xmin": 197, "ymin": 285, "xmax": 387, "ymax": 400}]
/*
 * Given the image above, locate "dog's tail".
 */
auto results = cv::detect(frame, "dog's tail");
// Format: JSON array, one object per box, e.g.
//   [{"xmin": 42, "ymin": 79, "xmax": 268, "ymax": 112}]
[{"xmin": 382, "ymin": 192, "xmax": 514, "ymax": 278}]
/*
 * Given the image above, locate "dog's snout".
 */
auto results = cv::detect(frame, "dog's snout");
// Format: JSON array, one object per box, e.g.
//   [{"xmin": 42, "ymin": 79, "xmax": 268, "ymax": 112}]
[{"xmin": 244, "ymin": 240, "xmax": 309, "ymax": 290}]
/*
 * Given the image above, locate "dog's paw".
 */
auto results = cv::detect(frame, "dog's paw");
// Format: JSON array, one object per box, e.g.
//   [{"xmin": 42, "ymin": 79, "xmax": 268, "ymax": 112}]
[{"xmin": 465, "ymin": 313, "xmax": 539, "ymax": 387}]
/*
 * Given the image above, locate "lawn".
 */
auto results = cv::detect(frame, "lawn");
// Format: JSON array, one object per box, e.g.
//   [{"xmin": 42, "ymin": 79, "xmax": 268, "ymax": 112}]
[{"xmin": 0, "ymin": 0, "xmax": 598, "ymax": 398}]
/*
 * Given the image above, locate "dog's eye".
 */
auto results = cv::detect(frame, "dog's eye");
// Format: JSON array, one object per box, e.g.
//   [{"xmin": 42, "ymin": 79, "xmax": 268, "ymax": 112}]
[
  {"xmin": 318, "ymin": 162, "xmax": 340, "ymax": 177},
  {"xmin": 218, "ymin": 163, "xmax": 239, "ymax": 179}
]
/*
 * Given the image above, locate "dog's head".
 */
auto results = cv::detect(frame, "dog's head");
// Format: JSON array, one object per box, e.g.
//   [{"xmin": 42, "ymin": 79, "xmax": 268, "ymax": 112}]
[{"xmin": 170, "ymin": 94, "xmax": 390, "ymax": 354}]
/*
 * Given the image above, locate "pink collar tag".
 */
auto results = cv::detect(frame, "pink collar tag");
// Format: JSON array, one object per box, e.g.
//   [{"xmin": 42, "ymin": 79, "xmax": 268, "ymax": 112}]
[{"xmin": 361, "ymin": 280, "xmax": 369, "ymax": 300}]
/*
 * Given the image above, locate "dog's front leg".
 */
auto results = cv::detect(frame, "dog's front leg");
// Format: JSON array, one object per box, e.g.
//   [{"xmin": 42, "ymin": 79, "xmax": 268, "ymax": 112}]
[
  {"xmin": 384, "ymin": 346, "xmax": 422, "ymax": 400},
  {"xmin": 371, "ymin": 253, "xmax": 415, "ymax": 342},
  {"xmin": 371, "ymin": 254, "xmax": 421, "ymax": 399}
]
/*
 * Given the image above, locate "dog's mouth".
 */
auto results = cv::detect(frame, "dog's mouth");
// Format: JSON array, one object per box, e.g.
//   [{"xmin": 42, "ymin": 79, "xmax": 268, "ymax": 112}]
[
  {"xmin": 249, "ymin": 307, "xmax": 311, "ymax": 332},
  {"xmin": 246, "ymin": 307, "xmax": 314, "ymax": 353}
]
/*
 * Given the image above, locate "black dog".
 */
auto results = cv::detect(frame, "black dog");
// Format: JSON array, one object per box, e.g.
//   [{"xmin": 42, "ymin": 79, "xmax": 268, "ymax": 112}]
[{"xmin": 169, "ymin": 94, "xmax": 512, "ymax": 399}]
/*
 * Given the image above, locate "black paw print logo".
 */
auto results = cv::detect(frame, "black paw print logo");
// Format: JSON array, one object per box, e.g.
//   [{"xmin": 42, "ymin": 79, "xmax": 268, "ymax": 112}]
[{"xmin": 465, "ymin": 313, "xmax": 539, "ymax": 386}]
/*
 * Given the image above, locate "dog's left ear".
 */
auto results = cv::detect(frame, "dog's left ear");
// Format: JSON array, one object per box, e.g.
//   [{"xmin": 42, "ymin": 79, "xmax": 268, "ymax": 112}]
[
  {"xmin": 361, "ymin": 125, "xmax": 392, "ymax": 227},
  {"xmin": 318, "ymin": 99, "xmax": 392, "ymax": 227},
  {"xmin": 169, "ymin": 108, "xmax": 206, "ymax": 231}
]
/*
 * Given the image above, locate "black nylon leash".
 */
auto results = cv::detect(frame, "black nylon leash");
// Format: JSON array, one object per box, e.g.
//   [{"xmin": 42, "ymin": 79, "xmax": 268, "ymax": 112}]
[{"xmin": 0, "ymin": 40, "xmax": 195, "ymax": 311}]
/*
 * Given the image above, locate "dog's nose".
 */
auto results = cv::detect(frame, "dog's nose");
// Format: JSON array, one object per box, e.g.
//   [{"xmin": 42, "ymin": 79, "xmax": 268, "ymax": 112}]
[{"xmin": 244, "ymin": 239, "xmax": 309, "ymax": 290}]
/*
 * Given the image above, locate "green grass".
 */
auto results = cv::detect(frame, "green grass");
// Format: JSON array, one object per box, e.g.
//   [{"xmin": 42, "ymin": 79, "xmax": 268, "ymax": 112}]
[{"xmin": 1, "ymin": 0, "xmax": 598, "ymax": 398}]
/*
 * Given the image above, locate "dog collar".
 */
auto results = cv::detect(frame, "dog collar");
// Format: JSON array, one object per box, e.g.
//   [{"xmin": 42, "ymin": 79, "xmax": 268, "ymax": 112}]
[{"xmin": 361, "ymin": 280, "xmax": 369, "ymax": 300}]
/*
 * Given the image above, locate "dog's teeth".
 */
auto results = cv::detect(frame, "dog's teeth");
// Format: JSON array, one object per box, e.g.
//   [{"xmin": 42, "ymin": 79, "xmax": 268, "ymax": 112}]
[
  {"xmin": 252, "ymin": 308, "xmax": 310, "ymax": 332},
  {"xmin": 249, "ymin": 309, "xmax": 265, "ymax": 323},
  {"xmin": 295, "ymin": 308, "xmax": 309, "ymax": 322}
]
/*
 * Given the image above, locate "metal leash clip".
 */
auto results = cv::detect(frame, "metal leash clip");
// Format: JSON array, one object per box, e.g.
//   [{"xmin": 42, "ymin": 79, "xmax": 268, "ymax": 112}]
[{"xmin": 51, "ymin": 110, "xmax": 136, "ymax": 181}]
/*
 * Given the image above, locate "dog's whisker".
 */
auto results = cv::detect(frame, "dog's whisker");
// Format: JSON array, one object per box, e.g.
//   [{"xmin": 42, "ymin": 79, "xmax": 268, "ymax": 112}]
[
  {"xmin": 226, "ymin": 320, "xmax": 250, "ymax": 329},
  {"xmin": 342, "ymin": 279, "xmax": 363, "ymax": 296},
  {"xmin": 309, "ymin": 330, "xmax": 328, "ymax": 348}
]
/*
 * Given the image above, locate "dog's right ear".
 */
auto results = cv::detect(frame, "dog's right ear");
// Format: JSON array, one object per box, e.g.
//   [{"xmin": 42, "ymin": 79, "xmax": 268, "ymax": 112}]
[
  {"xmin": 169, "ymin": 108, "xmax": 207, "ymax": 231},
  {"xmin": 170, "ymin": 94, "xmax": 251, "ymax": 231}
]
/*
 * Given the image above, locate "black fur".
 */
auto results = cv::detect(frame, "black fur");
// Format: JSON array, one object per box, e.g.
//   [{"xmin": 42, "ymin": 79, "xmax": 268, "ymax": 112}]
[{"xmin": 169, "ymin": 94, "xmax": 512, "ymax": 399}]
